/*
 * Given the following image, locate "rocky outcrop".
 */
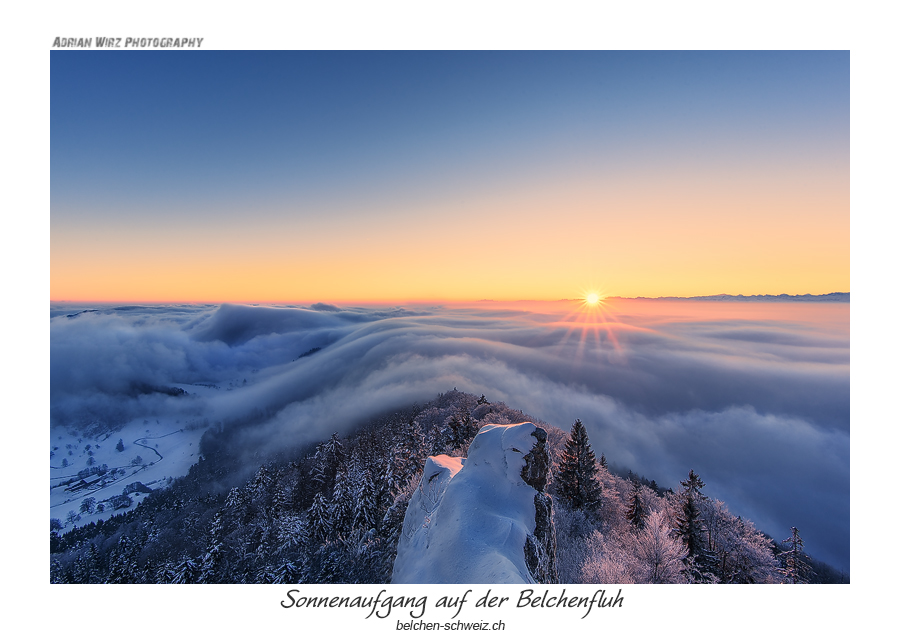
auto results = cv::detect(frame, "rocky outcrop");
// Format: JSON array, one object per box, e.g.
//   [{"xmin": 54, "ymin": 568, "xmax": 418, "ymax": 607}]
[
  {"xmin": 391, "ymin": 422, "xmax": 558, "ymax": 584},
  {"xmin": 520, "ymin": 426, "xmax": 558, "ymax": 583}
]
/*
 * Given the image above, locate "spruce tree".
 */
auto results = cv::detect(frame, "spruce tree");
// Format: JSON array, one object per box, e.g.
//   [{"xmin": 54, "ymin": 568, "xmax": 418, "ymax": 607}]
[
  {"xmin": 268, "ymin": 559, "xmax": 301, "ymax": 584},
  {"xmin": 395, "ymin": 417, "xmax": 426, "ymax": 486},
  {"xmin": 674, "ymin": 469, "xmax": 716, "ymax": 581},
  {"xmin": 199, "ymin": 509, "xmax": 227, "ymax": 582},
  {"xmin": 311, "ymin": 434, "xmax": 345, "ymax": 497},
  {"xmin": 779, "ymin": 526, "xmax": 812, "ymax": 583},
  {"xmin": 171, "ymin": 557, "xmax": 200, "ymax": 584},
  {"xmin": 330, "ymin": 468, "xmax": 353, "ymax": 536},
  {"xmin": 626, "ymin": 479, "xmax": 647, "ymax": 529},
  {"xmin": 447, "ymin": 409, "xmax": 479, "ymax": 451},
  {"xmin": 555, "ymin": 419, "xmax": 602, "ymax": 513},
  {"xmin": 353, "ymin": 471, "xmax": 378, "ymax": 531},
  {"xmin": 308, "ymin": 492, "xmax": 333, "ymax": 543},
  {"xmin": 106, "ymin": 535, "xmax": 140, "ymax": 583},
  {"xmin": 674, "ymin": 470, "xmax": 706, "ymax": 555}
]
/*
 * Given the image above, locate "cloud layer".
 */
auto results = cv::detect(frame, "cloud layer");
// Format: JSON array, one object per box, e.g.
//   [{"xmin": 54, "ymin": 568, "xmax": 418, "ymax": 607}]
[{"xmin": 49, "ymin": 299, "xmax": 850, "ymax": 570}]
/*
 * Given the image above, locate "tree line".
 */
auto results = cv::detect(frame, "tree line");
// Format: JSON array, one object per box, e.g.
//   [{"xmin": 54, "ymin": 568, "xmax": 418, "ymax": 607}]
[{"xmin": 50, "ymin": 391, "xmax": 841, "ymax": 583}]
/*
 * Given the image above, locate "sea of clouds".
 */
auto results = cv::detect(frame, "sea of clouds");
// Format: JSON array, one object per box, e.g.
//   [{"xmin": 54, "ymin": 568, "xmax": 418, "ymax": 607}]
[{"xmin": 49, "ymin": 299, "xmax": 850, "ymax": 571}]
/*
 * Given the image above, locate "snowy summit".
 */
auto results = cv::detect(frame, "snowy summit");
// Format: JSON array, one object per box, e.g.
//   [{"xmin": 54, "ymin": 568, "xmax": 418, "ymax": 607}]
[{"xmin": 391, "ymin": 422, "xmax": 556, "ymax": 584}]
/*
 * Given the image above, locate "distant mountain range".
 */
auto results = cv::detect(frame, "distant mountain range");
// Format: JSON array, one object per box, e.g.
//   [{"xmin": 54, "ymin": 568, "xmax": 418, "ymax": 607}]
[{"xmin": 620, "ymin": 292, "xmax": 849, "ymax": 302}]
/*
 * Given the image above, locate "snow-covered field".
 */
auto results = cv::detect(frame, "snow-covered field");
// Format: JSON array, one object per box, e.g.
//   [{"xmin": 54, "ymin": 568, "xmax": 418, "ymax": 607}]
[{"xmin": 50, "ymin": 411, "xmax": 209, "ymax": 532}]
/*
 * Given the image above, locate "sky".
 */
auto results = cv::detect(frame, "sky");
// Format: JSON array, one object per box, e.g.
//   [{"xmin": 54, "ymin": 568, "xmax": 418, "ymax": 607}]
[
  {"xmin": 50, "ymin": 299, "xmax": 850, "ymax": 572},
  {"xmin": 50, "ymin": 51, "xmax": 849, "ymax": 302}
]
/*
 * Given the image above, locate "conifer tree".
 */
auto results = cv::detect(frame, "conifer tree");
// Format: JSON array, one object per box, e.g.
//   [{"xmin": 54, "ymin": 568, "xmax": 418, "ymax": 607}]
[
  {"xmin": 199, "ymin": 509, "xmax": 228, "ymax": 582},
  {"xmin": 779, "ymin": 526, "xmax": 812, "ymax": 583},
  {"xmin": 50, "ymin": 558, "xmax": 67, "ymax": 584},
  {"xmin": 267, "ymin": 559, "xmax": 301, "ymax": 584},
  {"xmin": 447, "ymin": 409, "xmax": 479, "ymax": 451},
  {"xmin": 394, "ymin": 417, "xmax": 426, "ymax": 486},
  {"xmin": 106, "ymin": 535, "xmax": 140, "ymax": 583},
  {"xmin": 674, "ymin": 469, "xmax": 717, "ymax": 581},
  {"xmin": 353, "ymin": 471, "xmax": 378, "ymax": 531},
  {"xmin": 555, "ymin": 419, "xmax": 603, "ymax": 513},
  {"xmin": 171, "ymin": 557, "xmax": 200, "ymax": 584},
  {"xmin": 73, "ymin": 546, "xmax": 102, "ymax": 583},
  {"xmin": 308, "ymin": 492, "xmax": 333, "ymax": 543},
  {"xmin": 311, "ymin": 434, "xmax": 345, "ymax": 496},
  {"xmin": 330, "ymin": 469, "xmax": 353, "ymax": 536},
  {"xmin": 248, "ymin": 464, "xmax": 275, "ymax": 499},
  {"xmin": 674, "ymin": 470, "xmax": 706, "ymax": 557},
  {"xmin": 626, "ymin": 479, "xmax": 647, "ymax": 530}
]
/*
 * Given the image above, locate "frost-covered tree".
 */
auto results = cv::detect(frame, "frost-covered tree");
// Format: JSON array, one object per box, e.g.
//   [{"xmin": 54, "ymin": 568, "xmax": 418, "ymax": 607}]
[
  {"xmin": 447, "ymin": 408, "xmax": 479, "ymax": 451},
  {"xmin": 198, "ymin": 509, "xmax": 228, "ymax": 582},
  {"xmin": 556, "ymin": 420, "xmax": 602, "ymax": 513},
  {"xmin": 107, "ymin": 535, "xmax": 140, "ymax": 583},
  {"xmin": 394, "ymin": 417, "xmax": 426, "ymax": 486},
  {"xmin": 700, "ymin": 498, "xmax": 777, "ymax": 583},
  {"xmin": 553, "ymin": 501, "xmax": 598, "ymax": 582},
  {"xmin": 259, "ymin": 559, "xmax": 301, "ymax": 584},
  {"xmin": 307, "ymin": 492, "xmax": 333, "ymax": 543},
  {"xmin": 579, "ymin": 530, "xmax": 636, "ymax": 584},
  {"xmin": 379, "ymin": 476, "xmax": 418, "ymax": 554},
  {"xmin": 330, "ymin": 469, "xmax": 353, "ymax": 536},
  {"xmin": 353, "ymin": 471, "xmax": 378, "ymax": 531},
  {"xmin": 629, "ymin": 510, "xmax": 687, "ymax": 583},
  {"xmin": 72, "ymin": 543, "xmax": 104, "ymax": 583},
  {"xmin": 275, "ymin": 514, "xmax": 308, "ymax": 553},
  {"xmin": 170, "ymin": 557, "xmax": 200, "ymax": 584},
  {"xmin": 779, "ymin": 526, "xmax": 812, "ymax": 584},
  {"xmin": 310, "ymin": 433, "xmax": 345, "ymax": 496},
  {"xmin": 248, "ymin": 464, "xmax": 275, "ymax": 499}
]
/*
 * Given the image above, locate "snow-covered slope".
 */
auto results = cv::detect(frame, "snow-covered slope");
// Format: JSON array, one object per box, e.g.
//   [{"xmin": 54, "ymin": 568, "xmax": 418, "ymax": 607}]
[
  {"xmin": 50, "ymin": 415, "xmax": 209, "ymax": 531},
  {"xmin": 392, "ymin": 422, "xmax": 557, "ymax": 584}
]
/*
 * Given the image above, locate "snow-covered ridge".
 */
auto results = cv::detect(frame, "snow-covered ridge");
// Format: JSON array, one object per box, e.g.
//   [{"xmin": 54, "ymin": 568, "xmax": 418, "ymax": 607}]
[{"xmin": 391, "ymin": 422, "xmax": 556, "ymax": 584}]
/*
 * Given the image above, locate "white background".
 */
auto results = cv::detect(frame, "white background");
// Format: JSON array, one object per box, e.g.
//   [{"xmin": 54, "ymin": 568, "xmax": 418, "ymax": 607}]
[{"xmin": 5, "ymin": 1, "xmax": 894, "ymax": 631}]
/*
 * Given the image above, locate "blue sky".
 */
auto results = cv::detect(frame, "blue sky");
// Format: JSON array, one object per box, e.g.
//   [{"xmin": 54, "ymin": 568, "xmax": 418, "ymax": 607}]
[{"xmin": 51, "ymin": 51, "xmax": 849, "ymax": 302}]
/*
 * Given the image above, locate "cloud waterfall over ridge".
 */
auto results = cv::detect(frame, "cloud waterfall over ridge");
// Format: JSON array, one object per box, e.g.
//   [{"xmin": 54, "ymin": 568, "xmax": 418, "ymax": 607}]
[{"xmin": 50, "ymin": 300, "xmax": 849, "ymax": 570}]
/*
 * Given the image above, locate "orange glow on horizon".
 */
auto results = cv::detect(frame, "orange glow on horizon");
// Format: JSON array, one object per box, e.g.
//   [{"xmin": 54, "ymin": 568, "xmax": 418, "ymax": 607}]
[{"xmin": 50, "ymin": 159, "xmax": 848, "ymax": 304}]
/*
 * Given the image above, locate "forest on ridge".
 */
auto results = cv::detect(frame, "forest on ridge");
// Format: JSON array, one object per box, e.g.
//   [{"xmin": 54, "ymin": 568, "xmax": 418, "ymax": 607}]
[{"xmin": 50, "ymin": 390, "xmax": 843, "ymax": 584}]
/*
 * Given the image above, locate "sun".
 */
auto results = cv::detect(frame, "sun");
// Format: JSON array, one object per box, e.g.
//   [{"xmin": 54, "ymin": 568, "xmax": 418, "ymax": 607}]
[{"xmin": 577, "ymin": 285, "xmax": 608, "ymax": 309}]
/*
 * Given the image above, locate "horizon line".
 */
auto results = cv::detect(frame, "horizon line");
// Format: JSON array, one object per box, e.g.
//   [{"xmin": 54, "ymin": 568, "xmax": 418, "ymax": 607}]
[{"xmin": 49, "ymin": 292, "xmax": 851, "ymax": 306}]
